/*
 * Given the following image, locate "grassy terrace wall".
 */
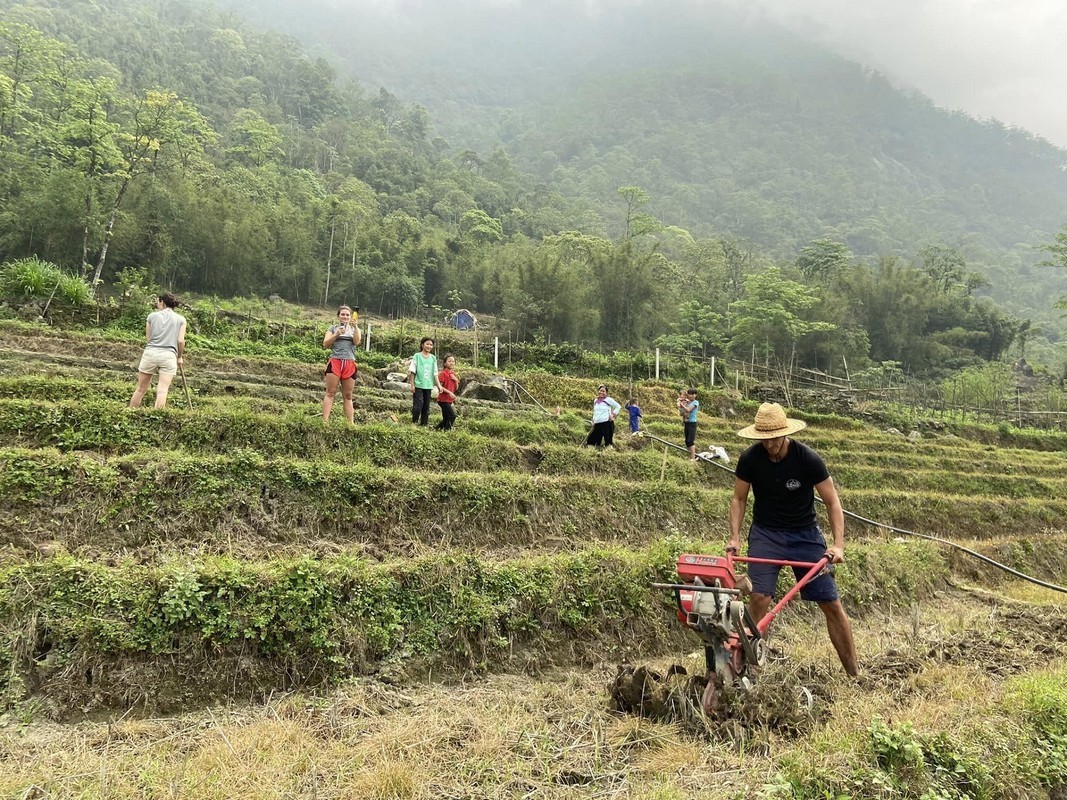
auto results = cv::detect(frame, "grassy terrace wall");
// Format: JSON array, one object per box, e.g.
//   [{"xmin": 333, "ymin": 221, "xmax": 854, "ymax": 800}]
[
  {"xmin": 0, "ymin": 448, "xmax": 725, "ymax": 557},
  {"xmin": 1, "ymin": 443, "xmax": 1064, "ymax": 561},
  {"xmin": 1, "ymin": 538, "xmax": 949, "ymax": 714},
  {"xmin": 0, "ymin": 413, "xmax": 1063, "ymax": 558}
]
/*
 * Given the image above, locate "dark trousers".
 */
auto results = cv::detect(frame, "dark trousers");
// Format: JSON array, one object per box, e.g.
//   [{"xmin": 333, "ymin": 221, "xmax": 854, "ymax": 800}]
[
  {"xmin": 435, "ymin": 402, "xmax": 456, "ymax": 431},
  {"xmin": 412, "ymin": 388, "xmax": 432, "ymax": 425},
  {"xmin": 684, "ymin": 421, "xmax": 697, "ymax": 447},
  {"xmin": 586, "ymin": 420, "xmax": 615, "ymax": 447}
]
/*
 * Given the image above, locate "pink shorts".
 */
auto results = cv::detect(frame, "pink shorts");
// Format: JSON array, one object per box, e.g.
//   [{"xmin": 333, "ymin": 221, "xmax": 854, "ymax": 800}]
[{"xmin": 325, "ymin": 358, "xmax": 357, "ymax": 380}]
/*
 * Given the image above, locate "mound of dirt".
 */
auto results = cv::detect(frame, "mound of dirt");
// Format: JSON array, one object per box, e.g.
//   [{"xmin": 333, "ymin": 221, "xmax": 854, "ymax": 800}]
[
  {"xmin": 932, "ymin": 605, "xmax": 1067, "ymax": 677},
  {"xmin": 853, "ymin": 604, "xmax": 1067, "ymax": 704},
  {"xmin": 610, "ymin": 661, "xmax": 829, "ymax": 742},
  {"xmin": 610, "ymin": 664, "xmax": 702, "ymax": 721}
]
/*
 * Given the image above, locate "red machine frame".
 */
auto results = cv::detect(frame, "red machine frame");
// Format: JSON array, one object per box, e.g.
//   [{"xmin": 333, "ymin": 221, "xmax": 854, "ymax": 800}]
[{"xmin": 653, "ymin": 549, "xmax": 832, "ymax": 712}]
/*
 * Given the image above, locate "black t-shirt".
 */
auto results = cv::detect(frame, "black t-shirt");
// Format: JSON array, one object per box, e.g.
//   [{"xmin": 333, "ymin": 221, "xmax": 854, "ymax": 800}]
[{"xmin": 735, "ymin": 439, "xmax": 830, "ymax": 529}]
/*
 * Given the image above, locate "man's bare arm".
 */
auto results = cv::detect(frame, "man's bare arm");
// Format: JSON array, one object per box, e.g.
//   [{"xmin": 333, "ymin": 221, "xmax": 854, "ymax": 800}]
[
  {"xmin": 728, "ymin": 478, "xmax": 751, "ymax": 552},
  {"xmin": 814, "ymin": 476, "xmax": 845, "ymax": 562}
]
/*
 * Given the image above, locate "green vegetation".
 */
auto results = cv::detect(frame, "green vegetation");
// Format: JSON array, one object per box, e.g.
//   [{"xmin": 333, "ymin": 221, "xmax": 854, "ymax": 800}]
[
  {"xmin": 0, "ymin": 258, "xmax": 92, "ymax": 310},
  {"xmin": 2, "ymin": 0, "xmax": 1065, "ymax": 378},
  {"xmin": 237, "ymin": 1, "xmax": 1067, "ymax": 342},
  {"xmin": 1, "ymin": 310, "xmax": 1067, "ymax": 797},
  {"xmin": 0, "ymin": 542, "xmax": 692, "ymax": 706},
  {"xmin": 774, "ymin": 719, "xmax": 989, "ymax": 798},
  {"xmin": 0, "ymin": 535, "xmax": 951, "ymax": 712},
  {"xmin": 770, "ymin": 671, "xmax": 1067, "ymax": 799},
  {"xmin": 3, "ymin": 1, "xmax": 1067, "ymax": 793},
  {"xmin": 0, "ymin": 447, "xmax": 731, "ymax": 561}
]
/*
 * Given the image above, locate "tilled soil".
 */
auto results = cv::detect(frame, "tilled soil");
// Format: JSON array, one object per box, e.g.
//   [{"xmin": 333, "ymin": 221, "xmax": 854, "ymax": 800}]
[
  {"xmin": 932, "ymin": 604, "xmax": 1067, "ymax": 676},
  {"xmin": 610, "ymin": 660, "xmax": 832, "ymax": 744},
  {"xmin": 612, "ymin": 600, "xmax": 1067, "ymax": 740}
]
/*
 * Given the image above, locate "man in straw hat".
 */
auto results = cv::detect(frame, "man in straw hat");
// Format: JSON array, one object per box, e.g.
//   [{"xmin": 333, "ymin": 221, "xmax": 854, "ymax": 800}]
[{"xmin": 728, "ymin": 402, "xmax": 859, "ymax": 676}]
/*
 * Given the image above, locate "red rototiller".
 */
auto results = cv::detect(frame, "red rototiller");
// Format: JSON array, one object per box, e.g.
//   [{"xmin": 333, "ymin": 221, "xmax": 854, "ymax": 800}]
[{"xmin": 653, "ymin": 549, "xmax": 833, "ymax": 713}]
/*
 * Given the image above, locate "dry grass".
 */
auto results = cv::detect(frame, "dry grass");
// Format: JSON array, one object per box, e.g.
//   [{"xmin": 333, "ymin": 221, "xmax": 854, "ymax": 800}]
[
  {"xmin": 0, "ymin": 673, "xmax": 752, "ymax": 799},
  {"xmin": 999, "ymin": 580, "xmax": 1067, "ymax": 604},
  {"xmin": 5, "ymin": 591, "xmax": 1062, "ymax": 798},
  {"xmin": 5, "ymin": 323, "xmax": 1067, "ymax": 797}
]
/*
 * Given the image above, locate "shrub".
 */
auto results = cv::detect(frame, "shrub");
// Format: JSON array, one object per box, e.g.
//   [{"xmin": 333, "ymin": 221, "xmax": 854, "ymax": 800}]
[
  {"xmin": 102, "ymin": 266, "xmax": 161, "ymax": 333},
  {"xmin": 0, "ymin": 257, "xmax": 93, "ymax": 308}
]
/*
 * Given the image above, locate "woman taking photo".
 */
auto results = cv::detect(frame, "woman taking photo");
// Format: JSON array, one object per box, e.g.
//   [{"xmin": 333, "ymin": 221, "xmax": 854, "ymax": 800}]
[{"xmin": 322, "ymin": 305, "xmax": 361, "ymax": 423}]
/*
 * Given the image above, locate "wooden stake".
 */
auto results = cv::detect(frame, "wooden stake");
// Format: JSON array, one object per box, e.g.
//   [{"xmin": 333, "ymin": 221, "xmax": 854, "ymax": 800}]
[{"xmin": 179, "ymin": 362, "xmax": 193, "ymax": 409}]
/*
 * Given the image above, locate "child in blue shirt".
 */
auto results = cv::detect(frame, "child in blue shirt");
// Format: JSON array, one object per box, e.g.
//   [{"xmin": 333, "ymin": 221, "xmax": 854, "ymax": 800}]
[{"xmin": 625, "ymin": 398, "xmax": 643, "ymax": 434}]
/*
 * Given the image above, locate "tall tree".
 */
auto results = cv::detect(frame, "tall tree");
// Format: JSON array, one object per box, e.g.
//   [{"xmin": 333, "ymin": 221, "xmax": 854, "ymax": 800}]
[
  {"xmin": 0, "ymin": 22, "xmax": 64, "ymax": 141},
  {"xmin": 91, "ymin": 90, "xmax": 215, "ymax": 291},
  {"xmin": 1040, "ymin": 224, "xmax": 1067, "ymax": 311},
  {"xmin": 729, "ymin": 268, "xmax": 836, "ymax": 363},
  {"xmin": 593, "ymin": 240, "xmax": 664, "ymax": 344},
  {"xmin": 53, "ymin": 74, "xmax": 124, "ymax": 274},
  {"xmin": 225, "ymin": 109, "xmax": 283, "ymax": 168},
  {"xmin": 795, "ymin": 238, "xmax": 851, "ymax": 284},
  {"xmin": 616, "ymin": 185, "xmax": 661, "ymax": 240},
  {"xmin": 917, "ymin": 245, "xmax": 968, "ymax": 293},
  {"xmin": 499, "ymin": 238, "xmax": 592, "ymax": 341}
]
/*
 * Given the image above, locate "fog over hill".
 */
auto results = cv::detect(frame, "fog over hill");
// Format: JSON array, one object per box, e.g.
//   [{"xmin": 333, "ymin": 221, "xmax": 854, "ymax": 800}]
[
  {"xmin": 223, "ymin": 0, "xmax": 1067, "ymax": 148},
  {"xmin": 757, "ymin": 0, "xmax": 1067, "ymax": 149},
  {"xmin": 219, "ymin": 0, "xmax": 1067, "ymax": 327}
]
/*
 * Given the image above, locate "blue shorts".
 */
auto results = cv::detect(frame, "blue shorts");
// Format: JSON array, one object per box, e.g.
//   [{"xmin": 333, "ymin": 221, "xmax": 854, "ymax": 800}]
[{"xmin": 746, "ymin": 522, "xmax": 839, "ymax": 603}]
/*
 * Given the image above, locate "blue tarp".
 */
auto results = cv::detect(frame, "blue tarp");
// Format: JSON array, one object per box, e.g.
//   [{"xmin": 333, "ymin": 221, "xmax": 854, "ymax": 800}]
[{"xmin": 451, "ymin": 309, "xmax": 476, "ymax": 330}]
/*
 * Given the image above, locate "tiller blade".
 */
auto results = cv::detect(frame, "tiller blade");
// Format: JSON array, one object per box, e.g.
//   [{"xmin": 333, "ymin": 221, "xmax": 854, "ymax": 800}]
[{"xmin": 654, "ymin": 553, "xmax": 767, "ymax": 715}]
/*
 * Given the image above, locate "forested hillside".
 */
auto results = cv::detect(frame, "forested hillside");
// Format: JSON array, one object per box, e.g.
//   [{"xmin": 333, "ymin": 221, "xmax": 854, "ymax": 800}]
[
  {"xmin": 0, "ymin": 0, "xmax": 1064, "ymax": 375},
  {"xmin": 0, "ymin": 0, "xmax": 599, "ymax": 306},
  {"xmin": 222, "ymin": 0, "xmax": 1067, "ymax": 326}
]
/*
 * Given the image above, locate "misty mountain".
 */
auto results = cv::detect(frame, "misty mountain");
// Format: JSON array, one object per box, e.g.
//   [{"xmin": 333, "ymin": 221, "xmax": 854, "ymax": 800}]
[
  {"xmin": 2, "ymin": 0, "xmax": 1064, "ymax": 371},
  {"xmin": 217, "ymin": 0, "xmax": 1067, "ymax": 319}
]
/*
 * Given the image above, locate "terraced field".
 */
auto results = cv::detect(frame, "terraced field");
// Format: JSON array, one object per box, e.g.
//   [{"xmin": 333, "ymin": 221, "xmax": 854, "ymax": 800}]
[{"xmin": 1, "ymin": 318, "xmax": 1066, "ymax": 799}]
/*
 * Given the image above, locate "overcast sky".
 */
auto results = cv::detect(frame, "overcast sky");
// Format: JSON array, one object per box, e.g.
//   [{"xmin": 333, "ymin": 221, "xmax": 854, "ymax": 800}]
[{"xmin": 755, "ymin": 0, "xmax": 1067, "ymax": 148}]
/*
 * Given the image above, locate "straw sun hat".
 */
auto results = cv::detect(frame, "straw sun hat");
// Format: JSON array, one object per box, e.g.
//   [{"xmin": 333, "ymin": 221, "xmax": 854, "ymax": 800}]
[{"xmin": 736, "ymin": 402, "xmax": 807, "ymax": 439}]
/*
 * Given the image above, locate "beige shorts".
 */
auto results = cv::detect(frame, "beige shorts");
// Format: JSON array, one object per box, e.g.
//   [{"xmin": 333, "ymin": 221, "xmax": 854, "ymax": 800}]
[{"xmin": 138, "ymin": 347, "xmax": 178, "ymax": 376}]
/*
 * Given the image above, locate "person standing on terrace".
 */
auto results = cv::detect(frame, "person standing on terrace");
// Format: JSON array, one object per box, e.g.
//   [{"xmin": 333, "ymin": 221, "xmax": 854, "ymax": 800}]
[
  {"xmin": 585, "ymin": 384, "xmax": 621, "ymax": 448},
  {"xmin": 408, "ymin": 336, "xmax": 442, "ymax": 426},
  {"xmin": 625, "ymin": 397, "xmax": 643, "ymax": 435},
  {"xmin": 322, "ymin": 305, "xmax": 361, "ymax": 423},
  {"xmin": 680, "ymin": 388, "xmax": 699, "ymax": 460},
  {"xmin": 728, "ymin": 402, "xmax": 859, "ymax": 676},
  {"xmin": 435, "ymin": 354, "xmax": 459, "ymax": 431},
  {"xmin": 129, "ymin": 293, "xmax": 187, "ymax": 410}
]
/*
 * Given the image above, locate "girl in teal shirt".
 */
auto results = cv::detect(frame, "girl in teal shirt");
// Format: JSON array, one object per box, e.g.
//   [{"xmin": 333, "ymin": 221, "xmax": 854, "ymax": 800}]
[{"xmin": 408, "ymin": 337, "xmax": 443, "ymax": 426}]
